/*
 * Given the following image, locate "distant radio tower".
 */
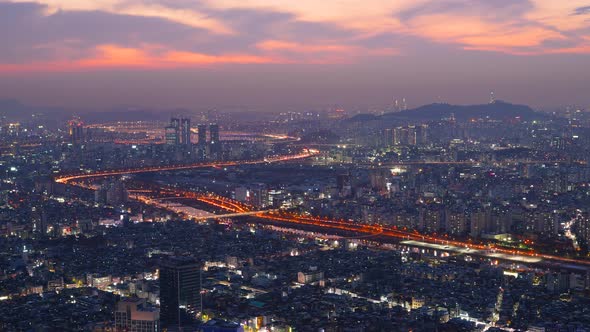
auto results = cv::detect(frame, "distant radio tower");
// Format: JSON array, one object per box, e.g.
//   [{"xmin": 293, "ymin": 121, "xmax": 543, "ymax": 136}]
[{"xmin": 489, "ymin": 91, "xmax": 496, "ymax": 104}]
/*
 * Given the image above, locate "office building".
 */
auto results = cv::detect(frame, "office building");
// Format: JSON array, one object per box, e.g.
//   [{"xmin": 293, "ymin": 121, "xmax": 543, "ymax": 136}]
[
  {"xmin": 209, "ymin": 124, "xmax": 221, "ymax": 157},
  {"xmin": 197, "ymin": 124, "xmax": 207, "ymax": 146},
  {"xmin": 165, "ymin": 125, "xmax": 179, "ymax": 145},
  {"xmin": 180, "ymin": 118, "xmax": 191, "ymax": 145},
  {"xmin": 159, "ymin": 257, "xmax": 201, "ymax": 327},
  {"xmin": 68, "ymin": 118, "xmax": 85, "ymax": 146},
  {"xmin": 382, "ymin": 128, "xmax": 394, "ymax": 147},
  {"xmin": 166, "ymin": 117, "xmax": 191, "ymax": 146}
]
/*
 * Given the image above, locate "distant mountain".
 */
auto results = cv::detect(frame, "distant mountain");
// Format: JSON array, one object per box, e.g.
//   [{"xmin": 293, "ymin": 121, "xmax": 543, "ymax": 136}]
[
  {"xmin": 383, "ymin": 101, "xmax": 546, "ymax": 121},
  {"xmin": 347, "ymin": 113, "xmax": 379, "ymax": 122}
]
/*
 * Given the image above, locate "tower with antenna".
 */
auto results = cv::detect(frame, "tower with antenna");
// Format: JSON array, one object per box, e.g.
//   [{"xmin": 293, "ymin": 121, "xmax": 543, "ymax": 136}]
[{"xmin": 489, "ymin": 91, "xmax": 496, "ymax": 104}]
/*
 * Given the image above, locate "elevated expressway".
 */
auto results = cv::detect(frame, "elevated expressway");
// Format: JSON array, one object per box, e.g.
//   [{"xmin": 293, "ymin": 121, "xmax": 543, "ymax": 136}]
[{"xmin": 54, "ymin": 149, "xmax": 590, "ymax": 268}]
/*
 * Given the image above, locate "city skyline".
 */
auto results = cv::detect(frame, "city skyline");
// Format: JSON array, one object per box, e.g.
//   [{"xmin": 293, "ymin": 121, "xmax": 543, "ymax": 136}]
[
  {"xmin": 5, "ymin": 2, "xmax": 590, "ymax": 331},
  {"xmin": 1, "ymin": 0, "xmax": 590, "ymax": 109}
]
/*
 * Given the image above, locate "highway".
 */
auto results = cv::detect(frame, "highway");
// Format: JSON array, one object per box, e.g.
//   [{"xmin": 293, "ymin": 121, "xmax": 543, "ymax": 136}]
[
  {"xmin": 136, "ymin": 195, "xmax": 273, "ymax": 221},
  {"xmin": 151, "ymin": 191, "xmax": 590, "ymax": 267},
  {"xmin": 54, "ymin": 149, "xmax": 319, "ymax": 184},
  {"xmin": 54, "ymin": 149, "xmax": 590, "ymax": 268}
]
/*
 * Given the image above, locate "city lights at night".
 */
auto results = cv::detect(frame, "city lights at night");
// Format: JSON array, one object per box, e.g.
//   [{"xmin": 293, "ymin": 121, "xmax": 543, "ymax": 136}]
[{"xmin": 1, "ymin": 1, "xmax": 590, "ymax": 331}]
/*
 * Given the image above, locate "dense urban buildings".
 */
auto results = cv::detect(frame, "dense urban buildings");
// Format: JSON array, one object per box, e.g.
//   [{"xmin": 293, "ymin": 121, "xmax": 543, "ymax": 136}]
[
  {"xmin": 2, "ymin": 1, "xmax": 590, "ymax": 331},
  {"xmin": 3, "ymin": 100, "xmax": 590, "ymax": 331}
]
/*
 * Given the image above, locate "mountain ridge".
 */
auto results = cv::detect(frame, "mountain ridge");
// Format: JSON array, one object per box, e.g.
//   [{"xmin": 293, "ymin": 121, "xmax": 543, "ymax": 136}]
[{"xmin": 348, "ymin": 101, "xmax": 547, "ymax": 123}]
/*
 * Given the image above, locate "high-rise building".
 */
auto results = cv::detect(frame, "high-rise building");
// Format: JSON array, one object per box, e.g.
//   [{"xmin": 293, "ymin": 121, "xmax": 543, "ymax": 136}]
[
  {"xmin": 415, "ymin": 124, "xmax": 428, "ymax": 145},
  {"xmin": 68, "ymin": 117, "xmax": 85, "ymax": 146},
  {"xmin": 209, "ymin": 124, "xmax": 219, "ymax": 143},
  {"xmin": 166, "ymin": 117, "xmax": 191, "ymax": 146},
  {"xmin": 180, "ymin": 118, "xmax": 191, "ymax": 145},
  {"xmin": 159, "ymin": 257, "xmax": 201, "ymax": 328},
  {"xmin": 197, "ymin": 124, "xmax": 207, "ymax": 146},
  {"xmin": 577, "ymin": 212, "xmax": 590, "ymax": 246},
  {"xmin": 234, "ymin": 184, "xmax": 269, "ymax": 208},
  {"xmin": 445, "ymin": 209, "xmax": 467, "ymax": 235},
  {"xmin": 382, "ymin": 128, "xmax": 394, "ymax": 147},
  {"xmin": 209, "ymin": 124, "xmax": 221, "ymax": 157},
  {"xmin": 114, "ymin": 298, "xmax": 160, "ymax": 332},
  {"xmin": 336, "ymin": 173, "xmax": 352, "ymax": 197},
  {"xmin": 170, "ymin": 118, "xmax": 180, "ymax": 129},
  {"xmin": 95, "ymin": 180, "xmax": 128, "ymax": 206},
  {"xmin": 165, "ymin": 126, "xmax": 179, "ymax": 145},
  {"xmin": 209, "ymin": 124, "xmax": 221, "ymax": 154},
  {"xmin": 196, "ymin": 124, "xmax": 208, "ymax": 160}
]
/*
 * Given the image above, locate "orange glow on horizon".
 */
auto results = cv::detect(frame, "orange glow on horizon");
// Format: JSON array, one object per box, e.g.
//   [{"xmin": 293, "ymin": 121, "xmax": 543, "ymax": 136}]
[
  {"xmin": 1, "ymin": 0, "xmax": 590, "ymax": 74},
  {"xmin": 0, "ymin": 44, "xmax": 286, "ymax": 73}
]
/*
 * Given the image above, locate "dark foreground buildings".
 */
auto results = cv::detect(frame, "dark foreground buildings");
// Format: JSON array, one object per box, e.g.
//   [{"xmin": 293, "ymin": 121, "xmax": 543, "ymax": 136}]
[{"xmin": 159, "ymin": 257, "xmax": 201, "ymax": 329}]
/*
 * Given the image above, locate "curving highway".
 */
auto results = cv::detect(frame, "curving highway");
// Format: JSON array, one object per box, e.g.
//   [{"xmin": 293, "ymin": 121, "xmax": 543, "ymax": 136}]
[
  {"xmin": 54, "ymin": 148, "xmax": 590, "ymax": 268},
  {"xmin": 55, "ymin": 149, "xmax": 319, "ymax": 184}
]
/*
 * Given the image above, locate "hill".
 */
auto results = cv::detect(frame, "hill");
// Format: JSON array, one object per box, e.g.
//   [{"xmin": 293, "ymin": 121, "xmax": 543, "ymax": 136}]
[{"xmin": 383, "ymin": 101, "xmax": 545, "ymax": 121}]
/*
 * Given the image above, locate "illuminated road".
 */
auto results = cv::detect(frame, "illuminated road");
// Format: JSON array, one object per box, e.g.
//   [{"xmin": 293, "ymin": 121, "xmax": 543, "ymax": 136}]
[
  {"xmin": 155, "ymin": 191, "xmax": 590, "ymax": 267},
  {"xmin": 54, "ymin": 148, "xmax": 590, "ymax": 268},
  {"xmin": 136, "ymin": 195, "xmax": 274, "ymax": 221},
  {"xmin": 55, "ymin": 149, "xmax": 319, "ymax": 184}
]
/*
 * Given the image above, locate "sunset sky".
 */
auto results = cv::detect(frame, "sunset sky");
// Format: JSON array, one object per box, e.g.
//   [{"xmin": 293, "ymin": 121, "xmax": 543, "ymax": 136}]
[{"xmin": 1, "ymin": 0, "xmax": 589, "ymax": 110}]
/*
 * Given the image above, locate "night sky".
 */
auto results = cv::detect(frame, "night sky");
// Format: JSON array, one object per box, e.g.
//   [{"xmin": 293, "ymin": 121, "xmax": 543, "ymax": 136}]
[{"xmin": 1, "ymin": 0, "xmax": 589, "ymax": 109}]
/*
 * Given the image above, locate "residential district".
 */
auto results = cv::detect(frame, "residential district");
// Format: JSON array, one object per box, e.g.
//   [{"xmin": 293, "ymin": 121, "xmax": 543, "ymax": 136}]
[{"xmin": 2, "ymin": 101, "xmax": 590, "ymax": 331}]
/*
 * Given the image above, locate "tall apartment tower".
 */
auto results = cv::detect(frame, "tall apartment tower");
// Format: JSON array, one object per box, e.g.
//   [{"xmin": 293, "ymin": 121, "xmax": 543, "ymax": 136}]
[
  {"xmin": 165, "ymin": 118, "xmax": 180, "ymax": 146},
  {"xmin": 68, "ymin": 117, "xmax": 85, "ymax": 146},
  {"xmin": 159, "ymin": 257, "xmax": 201, "ymax": 328},
  {"xmin": 180, "ymin": 118, "xmax": 191, "ymax": 145},
  {"xmin": 166, "ymin": 117, "xmax": 191, "ymax": 146},
  {"xmin": 209, "ymin": 124, "xmax": 221, "ymax": 156},
  {"xmin": 197, "ymin": 124, "xmax": 207, "ymax": 146}
]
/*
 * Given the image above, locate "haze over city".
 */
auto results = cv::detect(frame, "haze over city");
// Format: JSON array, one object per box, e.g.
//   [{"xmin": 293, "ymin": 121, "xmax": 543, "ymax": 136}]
[
  {"xmin": 1, "ymin": 0, "xmax": 590, "ymax": 109},
  {"xmin": 4, "ymin": 1, "xmax": 590, "ymax": 332}
]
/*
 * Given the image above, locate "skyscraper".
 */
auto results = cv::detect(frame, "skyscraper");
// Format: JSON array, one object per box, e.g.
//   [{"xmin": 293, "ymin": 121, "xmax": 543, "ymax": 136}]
[
  {"xmin": 166, "ymin": 117, "xmax": 191, "ymax": 146},
  {"xmin": 382, "ymin": 128, "xmax": 394, "ymax": 147},
  {"xmin": 209, "ymin": 124, "xmax": 221, "ymax": 157},
  {"xmin": 180, "ymin": 118, "xmax": 191, "ymax": 145},
  {"xmin": 197, "ymin": 124, "xmax": 207, "ymax": 146},
  {"xmin": 159, "ymin": 257, "xmax": 201, "ymax": 328},
  {"xmin": 68, "ymin": 117, "xmax": 85, "ymax": 146},
  {"xmin": 415, "ymin": 124, "xmax": 428, "ymax": 145},
  {"xmin": 165, "ymin": 118, "xmax": 180, "ymax": 146}
]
